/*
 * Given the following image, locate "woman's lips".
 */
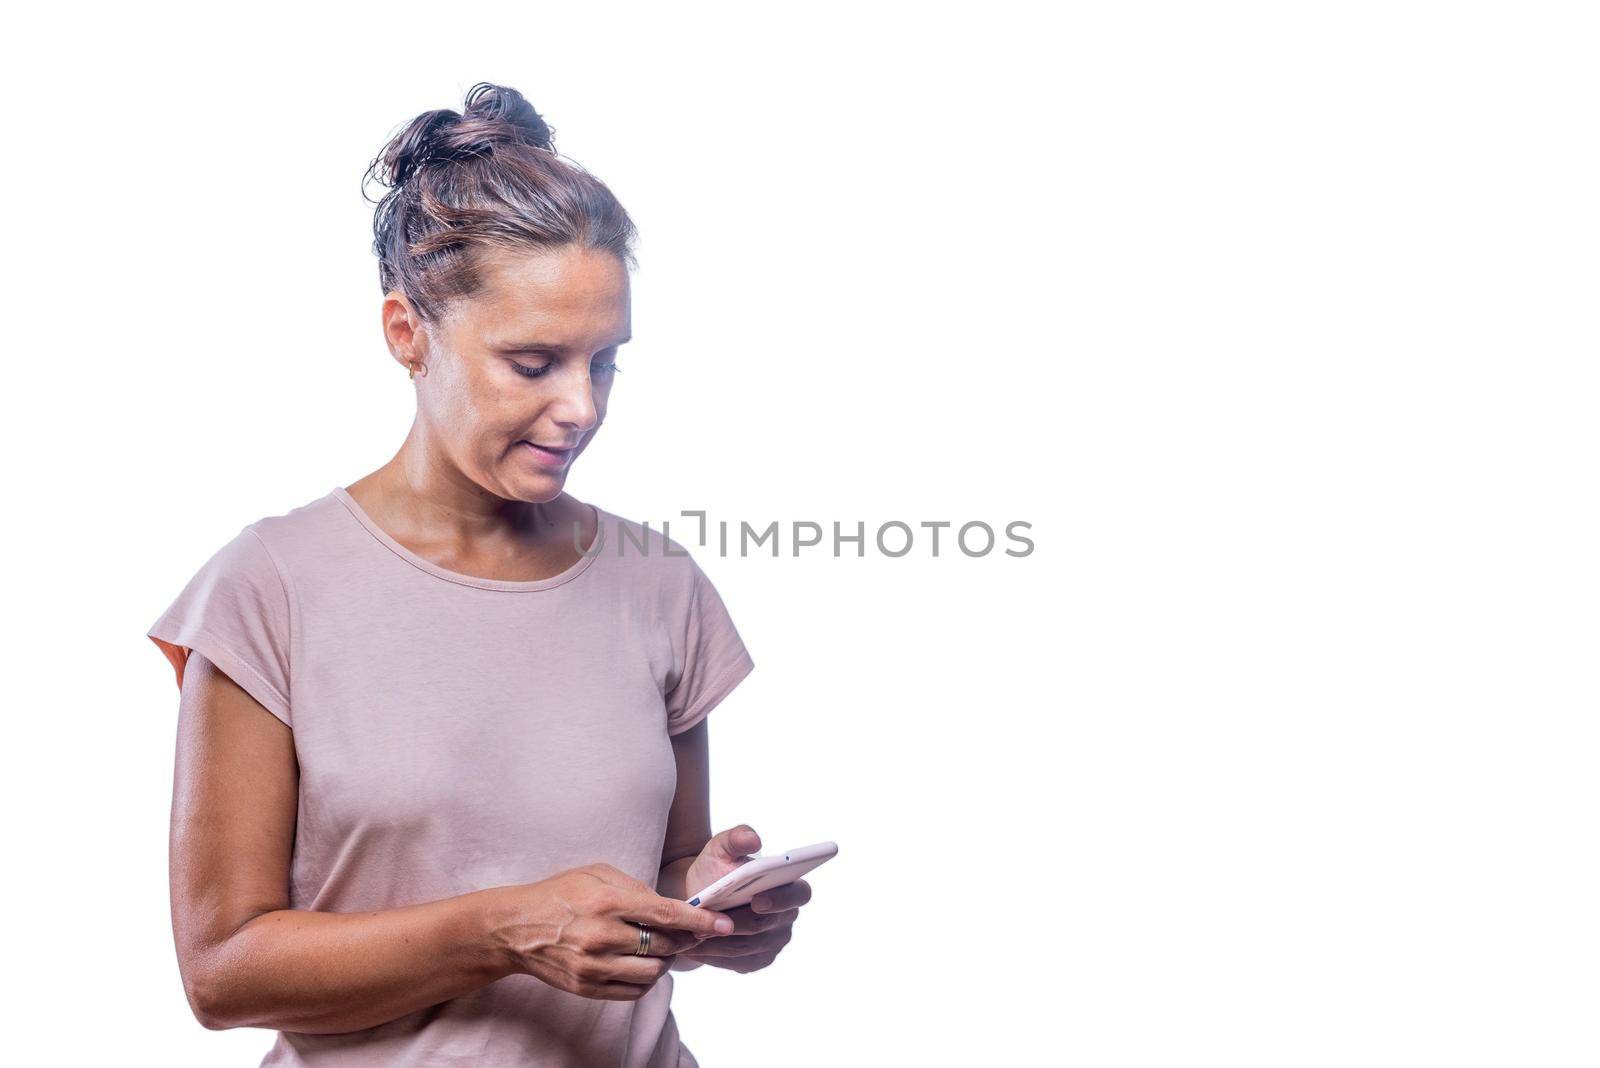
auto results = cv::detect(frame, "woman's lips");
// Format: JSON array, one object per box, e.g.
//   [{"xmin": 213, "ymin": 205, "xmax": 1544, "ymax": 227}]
[{"xmin": 519, "ymin": 440, "xmax": 573, "ymax": 468}]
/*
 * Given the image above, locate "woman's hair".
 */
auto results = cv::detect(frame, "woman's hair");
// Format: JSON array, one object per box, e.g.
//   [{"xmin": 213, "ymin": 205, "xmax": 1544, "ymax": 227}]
[{"xmin": 363, "ymin": 82, "xmax": 638, "ymax": 324}]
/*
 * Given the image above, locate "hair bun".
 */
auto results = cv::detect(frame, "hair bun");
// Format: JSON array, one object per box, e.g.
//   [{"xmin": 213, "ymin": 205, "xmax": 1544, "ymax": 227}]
[
  {"xmin": 372, "ymin": 82, "xmax": 555, "ymax": 189},
  {"xmin": 461, "ymin": 82, "xmax": 554, "ymax": 152}
]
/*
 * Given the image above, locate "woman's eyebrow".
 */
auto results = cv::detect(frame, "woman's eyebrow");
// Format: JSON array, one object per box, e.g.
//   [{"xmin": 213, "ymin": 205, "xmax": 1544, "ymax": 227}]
[{"xmin": 494, "ymin": 334, "xmax": 631, "ymax": 351}]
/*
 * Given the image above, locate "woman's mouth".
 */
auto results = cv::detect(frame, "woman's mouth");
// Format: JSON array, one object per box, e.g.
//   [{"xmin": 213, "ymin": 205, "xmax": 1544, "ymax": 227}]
[{"xmin": 519, "ymin": 440, "xmax": 574, "ymax": 469}]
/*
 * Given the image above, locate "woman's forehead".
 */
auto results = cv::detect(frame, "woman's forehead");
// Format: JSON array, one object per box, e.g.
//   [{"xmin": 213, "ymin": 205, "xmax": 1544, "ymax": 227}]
[
  {"xmin": 467, "ymin": 248, "xmax": 628, "ymax": 326},
  {"xmin": 477, "ymin": 244, "xmax": 628, "ymax": 295}
]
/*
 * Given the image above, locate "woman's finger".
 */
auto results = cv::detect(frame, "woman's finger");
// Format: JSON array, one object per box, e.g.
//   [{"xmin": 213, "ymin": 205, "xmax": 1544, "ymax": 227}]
[
  {"xmin": 617, "ymin": 893, "xmax": 735, "ymax": 938},
  {"xmin": 584, "ymin": 979, "xmax": 662, "ymax": 1002},
  {"xmin": 751, "ymin": 878, "xmax": 812, "ymax": 914},
  {"xmin": 680, "ymin": 925, "xmax": 793, "ymax": 957},
  {"xmin": 744, "ymin": 907, "xmax": 801, "ymax": 933},
  {"xmin": 677, "ymin": 932, "xmax": 762, "ymax": 957},
  {"xmin": 613, "ymin": 920, "xmax": 697, "ymax": 958},
  {"xmin": 712, "ymin": 901, "xmax": 798, "ymax": 933},
  {"xmin": 597, "ymin": 953, "xmax": 677, "ymax": 989}
]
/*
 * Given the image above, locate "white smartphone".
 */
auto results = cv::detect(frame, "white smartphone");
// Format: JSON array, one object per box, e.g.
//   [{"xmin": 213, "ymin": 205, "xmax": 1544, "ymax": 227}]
[{"xmin": 685, "ymin": 840, "xmax": 838, "ymax": 910}]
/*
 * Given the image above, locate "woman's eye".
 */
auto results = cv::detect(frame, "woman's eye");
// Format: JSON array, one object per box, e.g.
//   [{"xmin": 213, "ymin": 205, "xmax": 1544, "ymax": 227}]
[{"xmin": 511, "ymin": 360, "xmax": 620, "ymax": 379}]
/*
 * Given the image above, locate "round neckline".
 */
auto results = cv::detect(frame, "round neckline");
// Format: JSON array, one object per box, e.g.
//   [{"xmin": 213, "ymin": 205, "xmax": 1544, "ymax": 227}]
[{"xmin": 330, "ymin": 485, "xmax": 605, "ymax": 592}]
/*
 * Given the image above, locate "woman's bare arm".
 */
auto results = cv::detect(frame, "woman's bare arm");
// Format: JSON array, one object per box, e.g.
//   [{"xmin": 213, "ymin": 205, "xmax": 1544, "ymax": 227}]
[
  {"xmin": 658, "ymin": 719, "xmax": 713, "ymax": 969},
  {"xmin": 657, "ymin": 718, "xmax": 713, "ymax": 896},
  {"xmin": 170, "ymin": 651, "xmax": 518, "ymax": 1033}
]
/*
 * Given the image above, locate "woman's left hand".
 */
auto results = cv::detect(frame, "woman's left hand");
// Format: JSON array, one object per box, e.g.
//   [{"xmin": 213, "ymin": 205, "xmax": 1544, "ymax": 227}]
[{"xmin": 679, "ymin": 825, "xmax": 810, "ymax": 973}]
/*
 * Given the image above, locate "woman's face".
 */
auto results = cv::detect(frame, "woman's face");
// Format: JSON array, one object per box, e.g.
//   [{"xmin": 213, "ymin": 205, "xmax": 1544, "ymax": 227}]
[{"xmin": 393, "ymin": 243, "xmax": 631, "ymax": 503}]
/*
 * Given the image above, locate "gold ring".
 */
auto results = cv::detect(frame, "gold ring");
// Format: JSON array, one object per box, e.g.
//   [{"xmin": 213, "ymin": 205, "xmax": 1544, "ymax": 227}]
[{"xmin": 634, "ymin": 923, "xmax": 652, "ymax": 957}]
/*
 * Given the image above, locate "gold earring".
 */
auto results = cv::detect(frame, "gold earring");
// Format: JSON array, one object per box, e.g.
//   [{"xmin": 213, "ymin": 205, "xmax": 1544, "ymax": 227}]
[{"xmin": 409, "ymin": 360, "xmax": 426, "ymax": 380}]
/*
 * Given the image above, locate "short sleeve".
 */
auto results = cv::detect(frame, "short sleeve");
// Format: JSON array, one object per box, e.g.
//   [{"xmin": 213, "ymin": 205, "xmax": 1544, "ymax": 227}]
[
  {"xmin": 664, "ymin": 564, "xmax": 755, "ymax": 736},
  {"xmin": 147, "ymin": 526, "xmax": 293, "ymax": 728}
]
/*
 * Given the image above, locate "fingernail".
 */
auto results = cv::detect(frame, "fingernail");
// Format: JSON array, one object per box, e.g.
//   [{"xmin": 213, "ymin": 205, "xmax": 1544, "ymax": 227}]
[
  {"xmin": 753, "ymin": 895, "xmax": 770, "ymax": 911},
  {"xmin": 715, "ymin": 917, "xmax": 735, "ymax": 935}
]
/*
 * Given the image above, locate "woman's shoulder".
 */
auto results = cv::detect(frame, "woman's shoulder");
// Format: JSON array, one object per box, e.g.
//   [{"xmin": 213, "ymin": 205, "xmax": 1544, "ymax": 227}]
[
  {"xmin": 235, "ymin": 487, "xmax": 359, "ymax": 570},
  {"xmin": 588, "ymin": 501, "xmax": 707, "ymax": 587},
  {"xmin": 245, "ymin": 486, "xmax": 349, "ymax": 534}
]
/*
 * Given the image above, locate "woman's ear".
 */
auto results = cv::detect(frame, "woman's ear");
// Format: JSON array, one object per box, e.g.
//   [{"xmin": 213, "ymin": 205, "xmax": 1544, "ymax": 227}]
[{"xmin": 381, "ymin": 290, "xmax": 427, "ymax": 372}]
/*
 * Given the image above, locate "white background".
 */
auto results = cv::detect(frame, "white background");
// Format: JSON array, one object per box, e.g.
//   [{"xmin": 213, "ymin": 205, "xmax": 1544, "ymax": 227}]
[{"xmin": 4, "ymin": 2, "xmax": 1597, "ymax": 1065}]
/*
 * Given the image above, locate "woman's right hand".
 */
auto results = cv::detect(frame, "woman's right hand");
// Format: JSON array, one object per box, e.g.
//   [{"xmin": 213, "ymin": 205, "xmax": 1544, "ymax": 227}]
[{"xmin": 487, "ymin": 863, "xmax": 736, "ymax": 1001}]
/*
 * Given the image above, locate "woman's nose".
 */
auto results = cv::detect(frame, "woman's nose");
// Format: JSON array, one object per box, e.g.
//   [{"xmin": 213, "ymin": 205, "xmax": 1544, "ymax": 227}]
[{"xmin": 550, "ymin": 366, "xmax": 600, "ymax": 431}]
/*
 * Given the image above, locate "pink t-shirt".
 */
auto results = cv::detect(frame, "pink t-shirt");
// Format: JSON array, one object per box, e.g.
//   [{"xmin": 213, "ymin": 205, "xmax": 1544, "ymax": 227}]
[{"xmin": 147, "ymin": 486, "xmax": 755, "ymax": 1067}]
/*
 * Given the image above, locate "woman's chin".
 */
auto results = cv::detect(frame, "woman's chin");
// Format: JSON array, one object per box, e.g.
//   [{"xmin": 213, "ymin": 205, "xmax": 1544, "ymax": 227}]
[{"xmin": 502, "ymin": 467, "xmax": 567, "ymax": 500}]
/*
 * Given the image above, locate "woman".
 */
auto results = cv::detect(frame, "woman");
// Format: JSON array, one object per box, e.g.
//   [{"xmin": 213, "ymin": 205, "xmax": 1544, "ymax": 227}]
[{"xmin": 146, "ymin": 82, "xmax": 809, "ymax": 1067}]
